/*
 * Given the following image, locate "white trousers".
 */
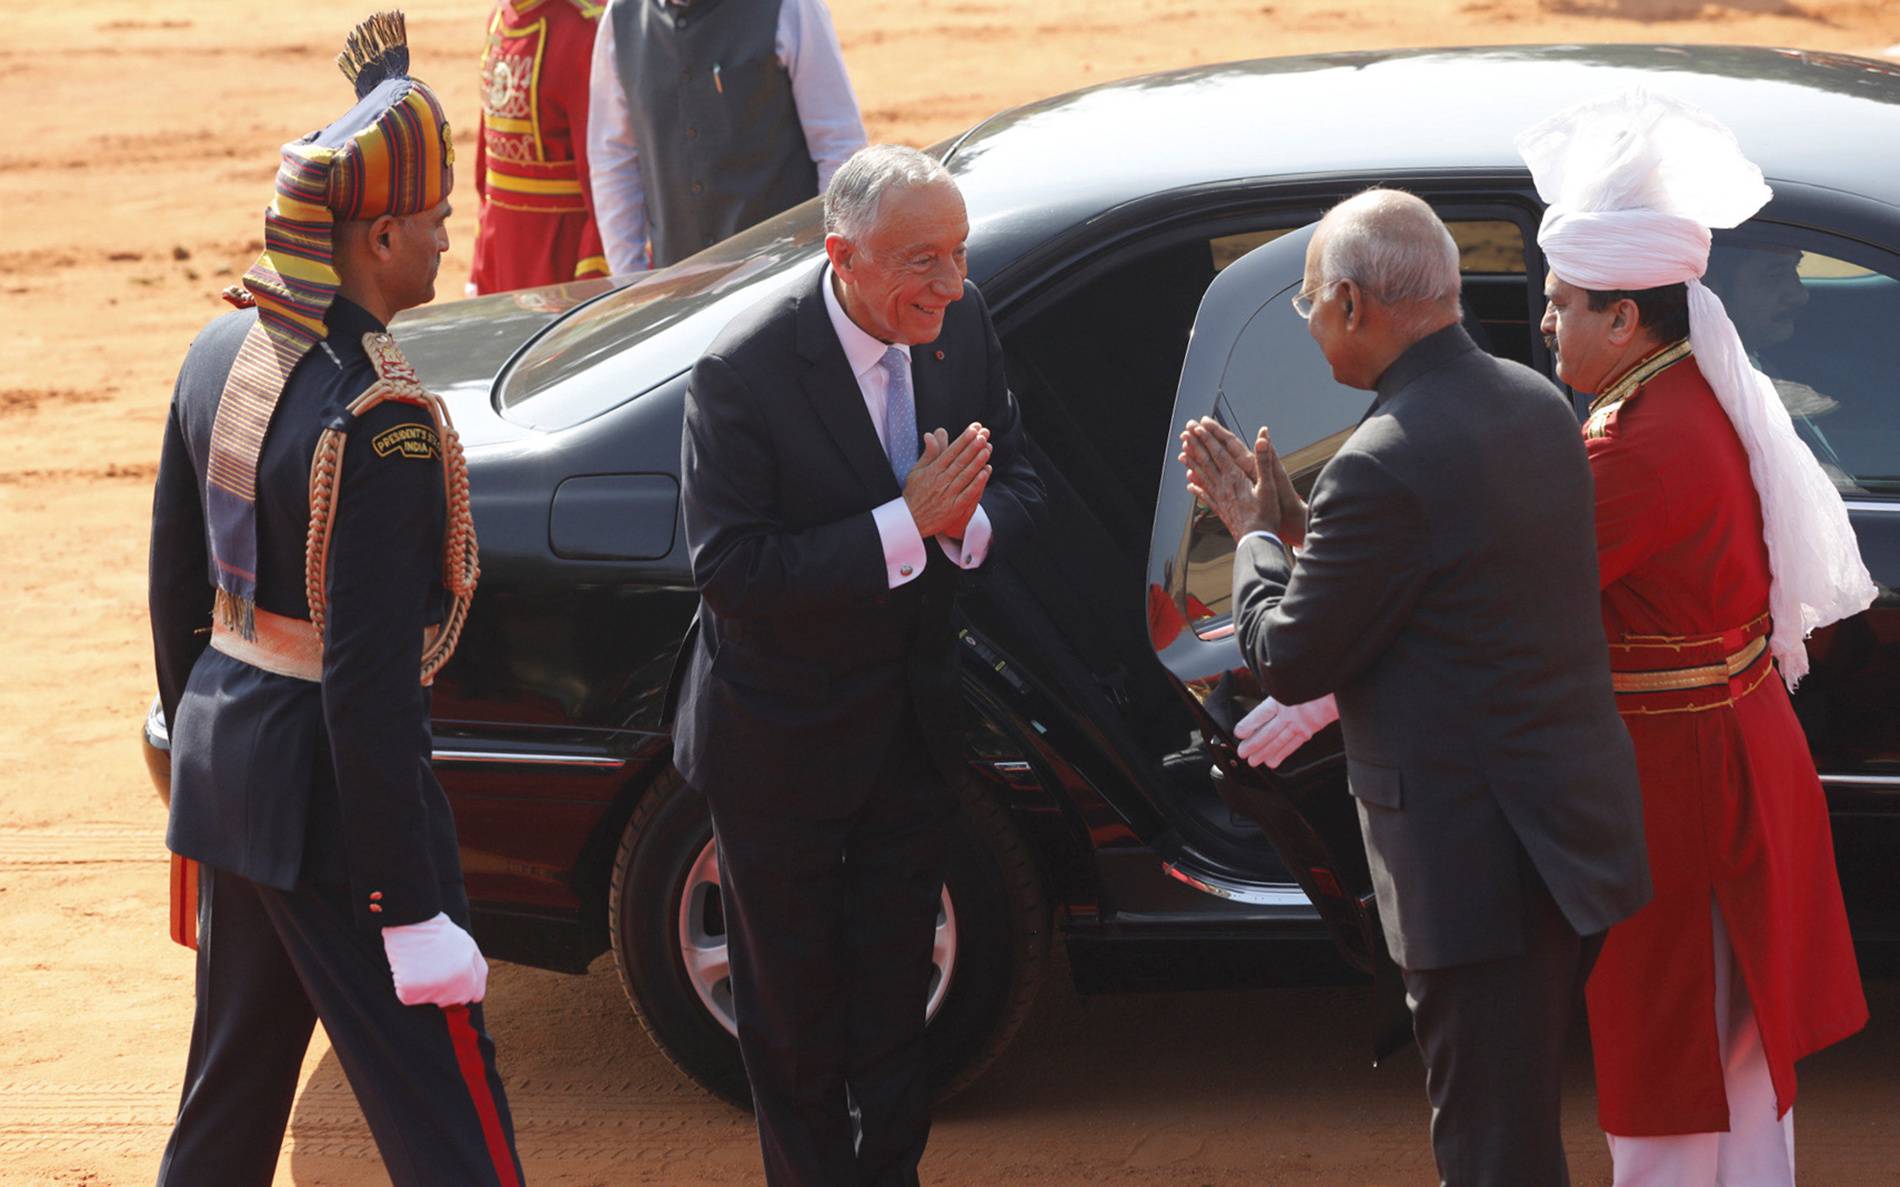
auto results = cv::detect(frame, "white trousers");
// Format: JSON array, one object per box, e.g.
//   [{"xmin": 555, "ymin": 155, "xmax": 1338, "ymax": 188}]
[{"xmin": 1607, "ymin": 900, "xmax": 1796, "ymax": 1186}]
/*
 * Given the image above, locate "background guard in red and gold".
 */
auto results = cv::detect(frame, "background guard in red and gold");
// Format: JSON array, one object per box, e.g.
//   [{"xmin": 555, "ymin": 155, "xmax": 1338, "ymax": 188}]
[
  {"xmin": 1582, "ymin": 343, "xmax": 1866, "ymax": 1139},
  {"xmin": 469, "ymin": 0, "xmax": 608, "ymax": 294},
  {"xmin": 1523, "ymin": 90, "xmax": 1874, "ymax": 1181}
]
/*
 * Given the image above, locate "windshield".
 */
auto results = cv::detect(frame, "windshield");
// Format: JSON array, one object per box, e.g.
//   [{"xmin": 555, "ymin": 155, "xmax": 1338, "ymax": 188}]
[{"xmin": 495, "ymin": 200, "xmax": 827, "ymax": 431}]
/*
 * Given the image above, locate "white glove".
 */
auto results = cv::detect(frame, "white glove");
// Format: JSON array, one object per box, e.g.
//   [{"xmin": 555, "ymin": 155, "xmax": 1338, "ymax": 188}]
[
  {"xmin": 381, "ymin": 912, "xmax": 489, "ymax": 1007},
  {"xmin": 1234, "ymin": 694, "xmax": 1340, "ymax": 769}
]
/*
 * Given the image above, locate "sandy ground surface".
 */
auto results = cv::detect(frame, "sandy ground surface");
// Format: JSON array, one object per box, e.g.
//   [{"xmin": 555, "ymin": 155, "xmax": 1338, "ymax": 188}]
[{"xmin": 4, "ymin": 0, "xmax": 1899, "ymax": 1183}]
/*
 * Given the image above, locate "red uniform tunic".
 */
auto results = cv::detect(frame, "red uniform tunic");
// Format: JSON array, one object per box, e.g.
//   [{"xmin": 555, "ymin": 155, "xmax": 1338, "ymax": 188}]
[
  {"xmin": 469, "ymin": 0, "xmax": 608, "ymax": 295},
  {"xmin": 1583, "ymin": 341, "xmax": 1867, "ymax": 1136}
]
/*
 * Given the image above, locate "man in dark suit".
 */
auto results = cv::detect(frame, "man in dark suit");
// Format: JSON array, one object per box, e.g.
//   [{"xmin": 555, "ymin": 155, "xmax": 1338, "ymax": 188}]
[
  {"xmin": 676, "ymin": 143, "xmax": 1043, "ymax": 1186},
  {"xmin": 1181, "ymin": 189, "xmax": 1650, "ymax": 1186}
]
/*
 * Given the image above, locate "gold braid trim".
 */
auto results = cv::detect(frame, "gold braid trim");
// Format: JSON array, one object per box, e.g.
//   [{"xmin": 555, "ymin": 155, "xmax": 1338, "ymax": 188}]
[
  {"xmin": 1583, "ymin": 337, "xmax": 1694, "ymax": 440},
  {"xmin": 304, "ymin": 333, "xmax": 480, "ymax": 686},
  {"xmin": 1609, "ymin": 635, "xmax": 1769, "ymax": 694},
  {"xmin": 1610, "ymin": 612, "xmax": 1773, "ymax": 652}
]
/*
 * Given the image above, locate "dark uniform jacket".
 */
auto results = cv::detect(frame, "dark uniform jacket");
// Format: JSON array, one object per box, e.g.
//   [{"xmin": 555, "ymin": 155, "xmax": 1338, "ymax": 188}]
[
  {"xmin": 1233, "ymin": 325, "xmax": 1652, "ymax": 970},
  {"xmin": 149, "ymin": 297, "xmax": 461, "ymax": 929},
  {"xmin": 675, "ymin": 266, "xmax": 1043, "ymax": 805}
]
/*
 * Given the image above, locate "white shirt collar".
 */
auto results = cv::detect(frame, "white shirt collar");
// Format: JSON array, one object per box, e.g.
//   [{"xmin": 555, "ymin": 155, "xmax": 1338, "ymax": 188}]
[{"xmin": 822, "ymin": 264, "xmax": 909, "ymax": 381}]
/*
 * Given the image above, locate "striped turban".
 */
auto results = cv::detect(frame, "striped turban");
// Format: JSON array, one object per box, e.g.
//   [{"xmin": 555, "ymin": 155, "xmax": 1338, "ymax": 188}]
[{"xmin": 207, "ymin": 10, "xmax": 456, "ymax": 639}]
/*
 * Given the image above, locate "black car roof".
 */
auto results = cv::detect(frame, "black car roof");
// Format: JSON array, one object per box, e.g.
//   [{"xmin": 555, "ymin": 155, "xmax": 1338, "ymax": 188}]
[{"xmin": 943, "ymin": 44, "xmax": 1900, "ymax": 240}]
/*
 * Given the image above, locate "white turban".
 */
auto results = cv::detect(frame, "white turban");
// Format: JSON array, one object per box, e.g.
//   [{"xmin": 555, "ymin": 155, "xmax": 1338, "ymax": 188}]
[{"xmin": 1517, "ymin": 88, "xmax": 1876, "ymax": 689}]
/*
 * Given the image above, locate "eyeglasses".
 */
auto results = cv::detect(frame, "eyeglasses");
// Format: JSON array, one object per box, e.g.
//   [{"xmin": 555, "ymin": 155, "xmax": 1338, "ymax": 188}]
[{"xmin": 1290, "ymin": 279, "xmax": 1338, "ymax": 320}]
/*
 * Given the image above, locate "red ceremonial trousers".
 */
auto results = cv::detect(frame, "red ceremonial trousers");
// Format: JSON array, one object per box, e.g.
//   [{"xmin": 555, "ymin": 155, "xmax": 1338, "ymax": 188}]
[
  {"xmin": 470, "ymin": 0, "xmax": 609, "ymax": 295},
  {"xmin": 1583, "ymin": 341, "xmax": 1866, "ymax": 1137}
]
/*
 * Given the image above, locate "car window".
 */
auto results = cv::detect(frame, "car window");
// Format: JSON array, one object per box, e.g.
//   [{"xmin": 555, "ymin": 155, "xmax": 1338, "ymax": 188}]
[
  {"xmin": 493, "ymin": 203, "xmax": 826, "ymax": 431},
  {"xmin": 1449, "ymin": 219, "xmax": 1525, "ymax": 274},
  {"xmin": 1175, "ymin": 216, "xmax": 1536, "ymax": 638},
  {"xmin": 1208, "ymin": 223, "xmax": 1524, "ymax": 275},
  {"xmin": 1704, "ymin": 229, "xmax": 1900, "ymax": 498},
  {"xmin": 1210, "ymin": 228, "xmax": 1292, "ymax": 271}
]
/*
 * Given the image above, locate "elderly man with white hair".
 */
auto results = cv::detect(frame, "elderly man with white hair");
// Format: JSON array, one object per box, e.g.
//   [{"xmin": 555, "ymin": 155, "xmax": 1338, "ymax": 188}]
[
  {"xmin": 1521, "ymin": 89, "xmax": 1873, "ymax": 1185},
  {"xmin": 676, "ymin": 143, "xmax": 1042, "ymax": 1186},
  {"xmin": 1182, "ymin": 188, "xmax": 1651, "ymax": 1186}
]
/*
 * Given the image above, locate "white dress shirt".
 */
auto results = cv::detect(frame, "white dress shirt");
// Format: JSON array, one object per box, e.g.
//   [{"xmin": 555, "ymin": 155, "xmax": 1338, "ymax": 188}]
[
  {"xmin": 821, "ymin": 266, "xmax": 993, "ymax": 589},
  {"xmin": 588, "ymin": 0, "xmax": 868, "ymax": 276}
]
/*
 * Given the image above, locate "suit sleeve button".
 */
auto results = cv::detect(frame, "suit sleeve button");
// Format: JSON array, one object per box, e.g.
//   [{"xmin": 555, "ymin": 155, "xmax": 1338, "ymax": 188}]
[{"xmin": 368, "ymin": 903, "xmax": 383, "ymax": 914}]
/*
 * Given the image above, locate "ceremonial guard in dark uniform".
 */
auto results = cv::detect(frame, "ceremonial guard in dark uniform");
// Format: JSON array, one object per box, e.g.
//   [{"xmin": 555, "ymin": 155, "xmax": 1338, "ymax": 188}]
[{"xmin": 148, "ymin": 13, "xmax": 524, "ymax": 1185}]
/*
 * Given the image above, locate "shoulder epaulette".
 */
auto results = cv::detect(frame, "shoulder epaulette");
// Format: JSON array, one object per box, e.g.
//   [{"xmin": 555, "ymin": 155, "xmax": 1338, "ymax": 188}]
[
  {"xmin": 303, "ymin": 332, "xmax": 480, "ymax": 684},
  {"xmin": 1583, "ymin": 337, "xmax": 1693, "ymax": 440},
  {"xmin": 360, "ymin": 331, "xmax": 430, "ymax": 405}
]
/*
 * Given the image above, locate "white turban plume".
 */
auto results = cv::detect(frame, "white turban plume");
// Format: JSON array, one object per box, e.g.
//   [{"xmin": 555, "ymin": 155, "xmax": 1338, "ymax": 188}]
[{"xmin": 1517, "ymin": 88, "xmax": 1876, "ymax": 688}]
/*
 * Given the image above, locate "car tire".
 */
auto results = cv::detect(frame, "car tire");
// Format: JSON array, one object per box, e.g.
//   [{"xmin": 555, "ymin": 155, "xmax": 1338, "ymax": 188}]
[{"xmin": 607, "ymin": 763, "xmax": 1051, "ymax": 1110}]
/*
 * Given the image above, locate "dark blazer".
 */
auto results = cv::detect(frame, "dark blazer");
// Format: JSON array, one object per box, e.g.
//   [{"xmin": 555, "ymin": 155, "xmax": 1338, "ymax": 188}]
[
  {"xmin": 149, "ymin": 298, "xmax": 461, "ymax": 928},
  {"xmin": 675, "ymin": 265, "xmax": 1043, "ymax": 804},
  {"xmin": 1233, "ymin": 325, "xmax": 1650, "ymax": 970}
]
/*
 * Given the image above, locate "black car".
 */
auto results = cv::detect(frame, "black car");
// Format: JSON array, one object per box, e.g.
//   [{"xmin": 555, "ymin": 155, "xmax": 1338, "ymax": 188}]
[{"xmin": 148, "ymin": 44, "xmax": 1900, "ymax": 1106}]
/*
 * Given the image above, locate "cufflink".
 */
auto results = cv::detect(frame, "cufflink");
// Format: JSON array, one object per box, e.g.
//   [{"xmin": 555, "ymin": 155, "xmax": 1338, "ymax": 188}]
[{"xmin": 900, "ymin": 564, "xmax": 914, "ymax": 577}]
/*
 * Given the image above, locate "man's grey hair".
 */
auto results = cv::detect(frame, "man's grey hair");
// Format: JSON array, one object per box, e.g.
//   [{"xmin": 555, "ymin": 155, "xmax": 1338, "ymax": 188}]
[
  {"xmin": 1316, "ymin": 188, "xmax": 1462, "ymax": 314},
  {"xmin": 823, "ymin": 144, "xmax": 955, "ymax": 243}
]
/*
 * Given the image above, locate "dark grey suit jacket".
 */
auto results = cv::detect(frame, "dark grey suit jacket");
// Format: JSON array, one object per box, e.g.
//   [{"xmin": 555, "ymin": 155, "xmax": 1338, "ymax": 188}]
[
  {"xmin": 1234, "ymin": 325, "xmax": 1650, "ymax": 970},
  {"xmin": 675, "ymin": 266, "xmax": 1043, "ymax": 808}
]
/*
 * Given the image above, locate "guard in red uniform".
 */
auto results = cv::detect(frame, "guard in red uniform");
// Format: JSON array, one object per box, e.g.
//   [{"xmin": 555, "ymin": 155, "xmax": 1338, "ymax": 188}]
[
  {"xmin": 1523, "ymin": 90, "xmax": 1876, "ymax": 1184},
  {"xmin": 469, "ymin": 0, "xmax": 608, "ymax": 294}
]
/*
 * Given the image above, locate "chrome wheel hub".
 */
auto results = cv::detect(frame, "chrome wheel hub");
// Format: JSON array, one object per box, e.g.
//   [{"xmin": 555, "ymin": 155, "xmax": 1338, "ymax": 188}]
[{"xmin": 677, "ymin": 837, "xmax": 959, "ymax": 1037}]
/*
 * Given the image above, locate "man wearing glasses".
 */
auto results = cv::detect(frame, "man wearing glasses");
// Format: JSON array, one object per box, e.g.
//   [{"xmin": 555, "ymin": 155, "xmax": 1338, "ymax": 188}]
[{"xmin": 1181, "ymin": 188, "xmax": 1650, "ymax": 1186}]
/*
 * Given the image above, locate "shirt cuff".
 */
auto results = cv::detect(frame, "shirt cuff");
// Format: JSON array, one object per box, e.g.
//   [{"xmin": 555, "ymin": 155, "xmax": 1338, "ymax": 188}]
[
  {"xmin": 936, "ymin": 503, "xmax": 992, "ymax": 569},
  {"xmin": 873, "ymin": 498, "xmax": 927, "ymax": 588},
  {"xmin": 1240, "ymin": 529, "xmax": 1288, "ymax": 556}
]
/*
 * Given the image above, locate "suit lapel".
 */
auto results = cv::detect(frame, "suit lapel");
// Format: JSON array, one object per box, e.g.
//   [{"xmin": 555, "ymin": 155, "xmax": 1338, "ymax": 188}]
[{"xmin": 793, "ymin": 267, "xmax": 900, "ymax": 500}]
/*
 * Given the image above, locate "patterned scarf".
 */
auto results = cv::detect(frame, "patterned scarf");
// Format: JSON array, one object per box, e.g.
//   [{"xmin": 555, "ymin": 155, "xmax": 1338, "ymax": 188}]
[{"xmin": 207, "ymin": 144, "xmax": 341, "ymax": 638}]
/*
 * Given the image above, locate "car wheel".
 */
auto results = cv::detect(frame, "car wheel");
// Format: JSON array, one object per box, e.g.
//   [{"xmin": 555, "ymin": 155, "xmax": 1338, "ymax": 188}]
[{"xmin": 607, "ymin": 764, "xmax": 1051, "ymax": 1109}]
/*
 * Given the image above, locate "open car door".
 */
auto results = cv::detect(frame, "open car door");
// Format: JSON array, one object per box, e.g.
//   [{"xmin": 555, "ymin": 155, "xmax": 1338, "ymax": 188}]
[{"xmin": 1146, "ymin": 222, "xmax": 1394, "ymax": 984}]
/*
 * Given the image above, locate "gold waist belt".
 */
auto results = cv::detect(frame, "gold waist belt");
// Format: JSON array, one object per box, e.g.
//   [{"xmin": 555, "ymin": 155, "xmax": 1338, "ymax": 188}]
[
  {"xmin": 1607, "ymin": 614, "xmax": 1774, "ymax": 716},
  {"xmin": 1609, "ymin": 634, "xmax": 1770, "ymax": 695},
  {"xmin": 209, "ymin": 607, "xmax": 442, "ymax": 685},
  {"xmin": 210, "ymin": 606, "xmax": 323, "ymax": 682}
]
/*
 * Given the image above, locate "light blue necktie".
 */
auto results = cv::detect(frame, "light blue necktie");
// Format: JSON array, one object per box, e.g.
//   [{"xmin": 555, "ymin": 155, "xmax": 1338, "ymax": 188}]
[{"xmin": 877, "ymin": 346, "xmax": 920, "ymax": 482}]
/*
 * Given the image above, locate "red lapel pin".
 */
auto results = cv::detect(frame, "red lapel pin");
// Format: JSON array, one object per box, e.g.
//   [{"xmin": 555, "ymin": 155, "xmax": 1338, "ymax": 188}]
[{"xmin": 934, "ymin": 350, "xmax": 945, "ymax": 361}]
